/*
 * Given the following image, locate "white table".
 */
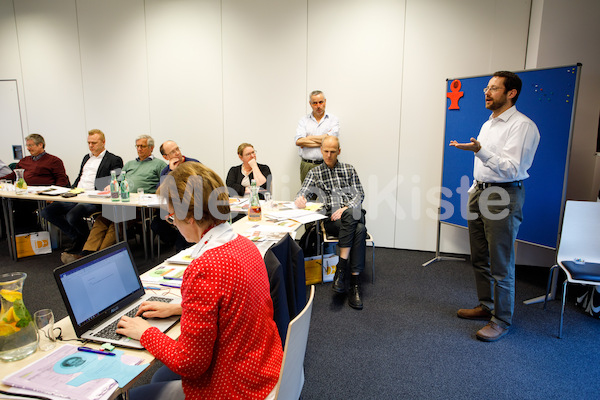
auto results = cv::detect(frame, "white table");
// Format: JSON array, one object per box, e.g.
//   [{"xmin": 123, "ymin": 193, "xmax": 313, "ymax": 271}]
[{"xmin": 0, "ymin": 189, "xmax": 158, "ymax": 261}]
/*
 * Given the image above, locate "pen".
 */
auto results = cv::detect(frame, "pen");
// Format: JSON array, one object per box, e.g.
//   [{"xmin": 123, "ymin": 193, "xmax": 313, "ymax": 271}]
[
  {"xmin": 160, "ymin": 268, "xmax": 174, "ymax": 276},
  {"xmin": 163, "ymin": 277, "xmax": 182, "ymax": 281},
  {"xmin": 144, "ymin": 286, "xmax": 162, "ymax": 290},
  {"xmin": 160, "ymin": 283, "xmax": 181, "ymax": 289},
  {"xmin": 77, "ymin": 346, "xmax": 116, "ymax": 356}
]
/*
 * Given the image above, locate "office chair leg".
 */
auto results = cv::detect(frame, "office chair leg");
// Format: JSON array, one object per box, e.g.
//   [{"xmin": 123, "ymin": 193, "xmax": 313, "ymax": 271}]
[
  {"xmin": 544, "ymin": 265, "xmax": 558, "ymax": 310},
  {"xmin": 558, "ymin": 280, "xmax": 568, "ymax": 339}
]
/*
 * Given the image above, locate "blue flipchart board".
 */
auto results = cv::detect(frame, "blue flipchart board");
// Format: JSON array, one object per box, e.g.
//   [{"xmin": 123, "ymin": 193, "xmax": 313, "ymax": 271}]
[{"xmin": 441, "ymin": 65, "xmax": 580, "ymax": 249}]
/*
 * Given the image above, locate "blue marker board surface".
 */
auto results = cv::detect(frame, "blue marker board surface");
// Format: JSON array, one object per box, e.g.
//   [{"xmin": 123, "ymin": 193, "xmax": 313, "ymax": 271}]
[{"xmin": 441, "ymin": 65, "xmax": 580, "ymax": 249}]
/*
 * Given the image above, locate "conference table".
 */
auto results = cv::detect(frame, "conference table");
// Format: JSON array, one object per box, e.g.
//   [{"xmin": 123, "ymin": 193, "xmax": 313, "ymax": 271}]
[
  {"xmin": 0, "ymin": 187, "xmax": 159, "ymax": 262},
  {"xmin": 0, "ymin": 203, "xmax": 320, "ymax": 399}
]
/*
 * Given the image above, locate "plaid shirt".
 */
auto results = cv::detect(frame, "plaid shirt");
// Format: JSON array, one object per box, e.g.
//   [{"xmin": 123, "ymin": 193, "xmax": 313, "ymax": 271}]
[{"xmin": 297, "ymin": 161, "xmax": 364, "ymax": 214}]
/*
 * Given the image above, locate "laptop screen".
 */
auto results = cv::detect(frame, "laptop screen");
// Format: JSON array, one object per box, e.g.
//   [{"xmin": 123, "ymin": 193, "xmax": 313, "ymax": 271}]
[{"xmin": 54, "ymin": 243, "xmax": 144, "ymax": 332}]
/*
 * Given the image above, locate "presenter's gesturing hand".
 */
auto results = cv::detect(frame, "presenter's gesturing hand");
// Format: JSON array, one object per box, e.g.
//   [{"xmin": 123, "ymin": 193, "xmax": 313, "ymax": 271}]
[{"xmin": 449, "ymin": 138, "xmax": 481, "ymax": 153}]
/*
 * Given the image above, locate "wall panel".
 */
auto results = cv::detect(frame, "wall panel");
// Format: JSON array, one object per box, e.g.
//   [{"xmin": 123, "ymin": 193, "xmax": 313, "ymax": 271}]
[
  {"xmin": 77, "ymin": 0, "xmax": 150, "ymax": 165},
  {"xmin": 13, "ymin": 0, "xmax": 86, "ymax": 180},
  {"xmin": 221, "ymin": 0, "xmax": 307, "ymax": 199},
  {"xmin": 145, "ymin": 0, "xmax": 224, "ymax": 173},
  {"xmin": 308, "ymin": 0, "xmax": 405, "ymax": 247}
]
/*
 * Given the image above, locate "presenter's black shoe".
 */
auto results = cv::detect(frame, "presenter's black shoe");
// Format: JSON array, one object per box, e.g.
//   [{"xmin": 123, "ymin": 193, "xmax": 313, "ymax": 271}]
[
  {"xmin": 348, "ymin": 284, "xmax": 363, "ymax": 310},
  {"xmin": 332, "ymin": 263, "xmax": 346, "ymax": 294}
]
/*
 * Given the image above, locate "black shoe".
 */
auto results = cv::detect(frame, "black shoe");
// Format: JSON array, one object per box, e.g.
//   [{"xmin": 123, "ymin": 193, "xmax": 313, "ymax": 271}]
[
  {"xmin": 348, "ymin": 284, "xmax": 363, "ymax": 310},
  {"xmin": 332, "ymin": 265, "xmax": 346, "ymax": 293}
]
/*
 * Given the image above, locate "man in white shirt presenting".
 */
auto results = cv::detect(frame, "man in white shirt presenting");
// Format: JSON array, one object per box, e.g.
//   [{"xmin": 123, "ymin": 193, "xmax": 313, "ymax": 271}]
[
  {"xmin": 295, "ymin": 90, "xmax": 340, "ymax": 182},
  {"xmin": 450, "ymin": 71, "xmax": 540, "ymax": 342},
  {"xmin": 41, "ymin": 129, "xmax": 123, "ymax": 253}
]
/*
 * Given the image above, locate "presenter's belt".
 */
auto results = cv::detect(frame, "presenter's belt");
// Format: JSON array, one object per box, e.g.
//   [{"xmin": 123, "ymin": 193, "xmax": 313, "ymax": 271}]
[
  {"xmin": 476, "ymin": 181, "xmax": 522, "ymax": 190},
  {"xmin": 302, "ymin": 158, "xmax": 323, "ymax": 165}
]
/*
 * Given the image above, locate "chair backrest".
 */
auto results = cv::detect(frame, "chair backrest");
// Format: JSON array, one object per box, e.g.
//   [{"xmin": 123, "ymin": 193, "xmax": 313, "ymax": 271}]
[{"xmin": 275, "ymin": 285, "xmax": 315, "ymax": 400}]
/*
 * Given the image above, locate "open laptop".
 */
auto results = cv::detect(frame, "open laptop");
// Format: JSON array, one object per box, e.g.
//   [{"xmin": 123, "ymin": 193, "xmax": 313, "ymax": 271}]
[{"xmin": 54, "ymin": 242, "xmax": 181, "ymax": 349}]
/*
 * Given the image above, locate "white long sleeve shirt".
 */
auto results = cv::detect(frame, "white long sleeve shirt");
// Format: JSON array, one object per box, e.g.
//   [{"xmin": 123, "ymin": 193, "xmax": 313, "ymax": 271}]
[
  {"xmin": 295, "ymin": 112, "xmax": 340, "ymax": 161},
  {"xmin": 474, "ymin": 106, "xmax": 540, "ymax": 183}
]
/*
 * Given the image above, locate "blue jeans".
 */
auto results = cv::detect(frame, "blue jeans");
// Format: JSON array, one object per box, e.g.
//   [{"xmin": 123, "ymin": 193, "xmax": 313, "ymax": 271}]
[
  {"xmin": 467, "ymin": 185, "xmax": 525, "ymax": 328},
  {"xmin": 128, "ymin": 365, "xmax": 183, "ymax": 400}
]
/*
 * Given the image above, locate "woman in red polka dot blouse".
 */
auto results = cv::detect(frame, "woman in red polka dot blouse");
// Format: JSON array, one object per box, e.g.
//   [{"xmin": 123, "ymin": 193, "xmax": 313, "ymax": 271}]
[{"xmin": 117, "ymin": 162, "xmax": 283, "ymax": 400}]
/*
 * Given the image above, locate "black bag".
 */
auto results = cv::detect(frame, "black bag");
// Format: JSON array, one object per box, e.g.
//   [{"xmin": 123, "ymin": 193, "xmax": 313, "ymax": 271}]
[{"xmin": 299, "ymin": 222, "xmax": 319, "ymax": 257}]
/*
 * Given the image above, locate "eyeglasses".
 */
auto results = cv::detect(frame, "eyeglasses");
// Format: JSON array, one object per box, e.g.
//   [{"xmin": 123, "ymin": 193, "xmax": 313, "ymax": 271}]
[
  {"xmin": 165, "ymin": 213, "xmax": 175, "ymax": 224},
  {"xmin": 135, "ymin": 144, "xmax": 148, "ymax": 149},
  {"xmin": 166, "ymin": 147, "xmax": 180, "ymax": 157},
  {"xmin": 483, "ymin": 86, "xmax": 504, "ymax": 94},
  {"xmin": 244, "ymin": 150, "xmax": 257, "ymax": 157}
]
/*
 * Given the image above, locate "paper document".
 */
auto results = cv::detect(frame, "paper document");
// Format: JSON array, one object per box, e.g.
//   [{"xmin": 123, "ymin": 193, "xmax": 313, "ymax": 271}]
[
  {"xmin": 165, "ymin": 245, "xmax": 198, "ymax": 265},
  {"xmin": 85, "ymin": 190, "xmax": 111, "ymax": 198},
  {"xmin": 2, "ymin": 345, "xmax": 145, "ymax": 400},
  {"xmin": 143, "ymin": 264, "xmax": 187, "ymax": 283}
]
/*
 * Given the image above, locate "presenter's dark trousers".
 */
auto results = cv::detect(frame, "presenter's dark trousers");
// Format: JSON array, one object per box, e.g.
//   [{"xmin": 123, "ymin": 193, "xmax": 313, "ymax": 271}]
[
  {"xmin": 467, "ymin": 185, "xmax": 524, "ymax": 329},
  {"xmin": 323, "ymin": 208, "xmax": 367, "ymax": 274},
  {"xmin": 41, "ymin": 202, "xmax": 100, "ymax": 242}
]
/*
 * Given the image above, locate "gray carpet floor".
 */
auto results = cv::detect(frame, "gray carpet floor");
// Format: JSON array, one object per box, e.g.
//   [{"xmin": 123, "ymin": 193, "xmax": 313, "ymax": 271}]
[{"xmin": 2, "ymin": 239, "xmax": 599, "ymax": 399}]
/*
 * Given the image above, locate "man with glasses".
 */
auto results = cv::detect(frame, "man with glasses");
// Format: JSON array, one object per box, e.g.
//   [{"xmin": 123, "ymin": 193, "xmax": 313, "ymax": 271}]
[
  {"xmin": 42, "ymin": 129, "xmax": 123, "ymax": 253},
  {"xmin": 152, "ymin": 140, "xmax": 200, "ymax": 251},
  {"xmin": 450, "ymin": 71, "xmax": 540, "ymax": 342},
  {"xmin": 1, "ymin": 133, "xmax": 70, "ymax": 233},
  {"xmin": 295, "ymin": 90, "xmax": 340, "ymax": 182},
  {"xmin": 61, "ymin": 135, "xmax": 166, "ymax": 263},
  {"xmin": 121, "ymin": 135, "xmax": 168, "ymax": 193},
  {"xmin": 158, "ymin": 140, "xmax": 200, "ymax": 179}
]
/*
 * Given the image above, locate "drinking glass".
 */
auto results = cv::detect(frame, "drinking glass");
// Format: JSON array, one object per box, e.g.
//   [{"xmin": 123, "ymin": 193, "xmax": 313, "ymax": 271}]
[{"xmin": 34, "ymin": 309, "xmax": 56, "ymax": 351}]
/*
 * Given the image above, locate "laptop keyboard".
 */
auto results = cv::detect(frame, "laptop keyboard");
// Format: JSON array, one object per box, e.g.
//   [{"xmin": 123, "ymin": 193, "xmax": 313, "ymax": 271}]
[{"xmin": 92, "ymin": 296, "xmax": 173, "ymax": 341}]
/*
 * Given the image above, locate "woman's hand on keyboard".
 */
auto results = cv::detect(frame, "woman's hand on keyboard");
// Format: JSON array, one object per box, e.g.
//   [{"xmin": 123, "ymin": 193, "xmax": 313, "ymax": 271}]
[
  {"xmin": 136, "ymin": 301, "xmax": 182, "ymax": 319},
  {"xmin": 116, "ymin": 315, "xmax": 151, "ymax": 340}
]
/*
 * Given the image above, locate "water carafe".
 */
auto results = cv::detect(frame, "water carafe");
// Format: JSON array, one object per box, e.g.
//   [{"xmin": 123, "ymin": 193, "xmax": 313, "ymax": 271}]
[
  {"xmin": 14, "ymin": 169, "xmax": 27, "ymax": 195},
  {"xmin": 0, "ymin": 272, "xmax": 38, "ymax": 362}
]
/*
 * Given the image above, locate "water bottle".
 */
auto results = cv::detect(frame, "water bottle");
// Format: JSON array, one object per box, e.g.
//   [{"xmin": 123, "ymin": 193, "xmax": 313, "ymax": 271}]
[
  {"xmin": 120, "ymin": 171, "xmax": 130, "ymax": 202},
  {"xmin": 248, "ymin": 180, "xmax": 261, "ymax": 222},
  {"xmin": 110, "ymin": 170, "xmax": 120, "ymax": 202}
]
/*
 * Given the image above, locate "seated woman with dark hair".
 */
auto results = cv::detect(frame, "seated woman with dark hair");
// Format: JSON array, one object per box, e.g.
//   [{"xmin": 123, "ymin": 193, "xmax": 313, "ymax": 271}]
[
  {"xmin": 117, "ymin": 162, "xmax": 283, "ymax": 400},
  {"xmin": 226, "ymin": 143, "xmax": 272, "ymax": 197}
]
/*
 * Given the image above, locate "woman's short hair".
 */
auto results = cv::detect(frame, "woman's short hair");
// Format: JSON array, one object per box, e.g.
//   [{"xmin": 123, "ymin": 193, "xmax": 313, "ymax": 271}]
[
  {"xmin": 157, "ymin": 161, "xmax": 230, "ymax": 226},
  {"xmin": 237, "ymin": 143, "xmax": 253, "ymax": 156}
]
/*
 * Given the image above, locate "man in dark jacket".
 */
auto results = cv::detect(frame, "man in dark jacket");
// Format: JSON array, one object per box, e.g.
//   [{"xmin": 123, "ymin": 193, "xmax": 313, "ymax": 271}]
[{"xmin": 41, "ymin": 129, "xmax": 123, "ymax": 252}]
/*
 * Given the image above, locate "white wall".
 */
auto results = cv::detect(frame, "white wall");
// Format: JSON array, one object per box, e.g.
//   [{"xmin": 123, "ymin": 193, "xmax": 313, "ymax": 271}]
[{"xmin": 1, "ymin": 0, "xmax": 597, "ymax": 253}]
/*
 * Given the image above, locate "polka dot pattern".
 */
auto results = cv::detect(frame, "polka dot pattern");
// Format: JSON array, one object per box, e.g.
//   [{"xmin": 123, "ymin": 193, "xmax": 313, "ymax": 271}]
[{"xmin": 141, "ymin": 235, "xmax": 284, "ymax": 399}]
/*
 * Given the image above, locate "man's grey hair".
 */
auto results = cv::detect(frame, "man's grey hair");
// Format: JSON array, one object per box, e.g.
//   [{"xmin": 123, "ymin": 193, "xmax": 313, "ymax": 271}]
[
  {"xmin": 309, "ymin": 90, "xmax": 325, "ymax": 99},
  {"xmin": 25, "ymin": 133, "xmax": 45, "ymax": 148},
  {"xmin": 136, "ymin": 134, "xmax": 154, "ymax": 148}
]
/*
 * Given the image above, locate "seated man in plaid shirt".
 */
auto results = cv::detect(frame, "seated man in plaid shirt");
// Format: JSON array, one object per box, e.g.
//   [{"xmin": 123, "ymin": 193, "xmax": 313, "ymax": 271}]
[{"xmin": 295, "ymin": 136, "xmax": 367, "ymax": 310}]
